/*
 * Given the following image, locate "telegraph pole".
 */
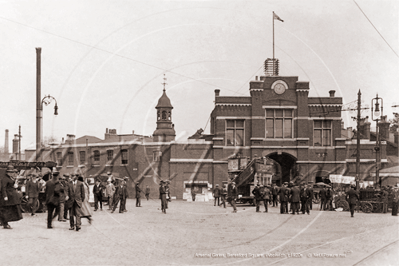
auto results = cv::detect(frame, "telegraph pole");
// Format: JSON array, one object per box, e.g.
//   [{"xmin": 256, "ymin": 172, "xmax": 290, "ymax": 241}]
[
  {"xmin": 36, "ymin": 47, "xmax": 42, "ymax": 161},
  {"xmin": 18, "ymin": 125, "xmax": 21, "ymax": 160},
  {"xmin": 356, "ymin": 90, "xmax": 361, "ymax": 190}
]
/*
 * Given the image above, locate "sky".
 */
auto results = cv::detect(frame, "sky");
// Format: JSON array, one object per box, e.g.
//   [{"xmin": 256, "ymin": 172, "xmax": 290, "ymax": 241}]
[{"xmin": 0, "ymin": 0, "xmax": 398, "ymax": 151}]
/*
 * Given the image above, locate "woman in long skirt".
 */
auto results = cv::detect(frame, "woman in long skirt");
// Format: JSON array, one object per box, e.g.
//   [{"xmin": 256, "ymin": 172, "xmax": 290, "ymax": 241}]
[
  {"xmin": 0, "ymin": 166, "xmax": 23, "ymax": 229},
  {"xmin": 78, "ymin": 176, "xmax": 93, "ymax": 224}
]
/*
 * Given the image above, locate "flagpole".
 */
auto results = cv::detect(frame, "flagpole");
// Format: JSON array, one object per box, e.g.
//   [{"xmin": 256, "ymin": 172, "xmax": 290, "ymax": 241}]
[
  {"xmin": 272, "ymin": 11, "xmax": 275, "ymax": 75},
  {"xmin": 273, "ymin": 11, "xmax": 275, "ymax": 60}
]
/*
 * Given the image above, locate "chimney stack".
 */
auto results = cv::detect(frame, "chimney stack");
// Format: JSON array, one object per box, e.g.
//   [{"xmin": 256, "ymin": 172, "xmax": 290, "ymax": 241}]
[
  {"xmin": 329, "ymin": 90, "xmax": 335, "ymax": 97},
  {"xmin": 4, "ymin": 129, "xmax": 9, "ymax": 154},
  {"xmin": 215, "ymin": 89, "xmax": 220, "ymax": 97}
]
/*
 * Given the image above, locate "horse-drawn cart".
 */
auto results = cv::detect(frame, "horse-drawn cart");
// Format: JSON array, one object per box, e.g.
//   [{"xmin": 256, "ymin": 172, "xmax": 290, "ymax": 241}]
[{"xmin": 334, "ymin": 188, "xmax": 387, "ymax": 213}]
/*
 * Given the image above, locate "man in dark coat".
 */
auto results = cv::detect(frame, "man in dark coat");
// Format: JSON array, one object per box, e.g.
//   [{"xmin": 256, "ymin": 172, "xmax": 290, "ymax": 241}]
[
  {"xmin": 45, "ymin": 170, "xmax": 62, "ymax": 229},
  {"xmin": 271, "ymin": 183, "xmax": 279, "ymax": 207},
  {"xmin": 346, "ymin": 185, "xmax": 359, "ymax": 217},
  {"xmin": 262, "ymin": 185, "xmax": 272, "ymax": 213},
  {"xmin": 228, "ymin": 182, "xmax": 238, "ymax": 213},
  {"xmin": 159, "ymin": 180, "xmax": 167, "ymax": 213},
  {"xmin": 53, "ymin": 175, "xmax": 68, "ymax": 222},
  {"xmin": 191, "ymin": 186, "xmax": 196, "ymax": 202},
  {"xmin": 213, "ymin": 184, "xmax": 221, "ymax": 206},
  {"xmin": 326, "ymin": 187, "xmax": 333, "ymax": 211},
  {"xmin": 26, "ymin": 174, "xmax": 42, "ymax": 216},
  {"xmin": 279, "ymin": 183, "xmax": 289, "ymax": 214},
  {"xmin": 290, "ymin": 184, "xmax": 301, "ymax": 215},
  {"xmin": 145, "ymin": 185, "xmax": 150, "ymax": 201},
  {"xmin": 0, "ymin": 165, "xmax": 22, "ymax": 229},
  {"xmin": 220, "ymin": 184, "xmax": 227, "ymax": 208},
  {"xmin": 93, "ymin": 180, "xmax": 103, "ymax": 211},
  {"xmin": 252, "ymin": 184, "xmax": 262, "ymax": 212},
  {"xmin": 300, "ymin": 184, "xmax": 311, "ymax": 215},
  {"xmin": 307, "ymin": 184, "xmax": 314, "ymax": 210},
  {"xmin": 112, "ymin": 179, "xmax": 128, "ymax": 213},
  {"xmin": 135, "ymin": 183, "xmax": 142, "ymax": 207},
  {"xmin": 66, "ymin": 174, "xmax": 85, "ymax": 231},
  {"xmin": 381, "ymin": 186, "xmax": 389, "ymax": 213},
  {"xmin": 319, "ymin": 187, "xmax": 327, "ymax": 211}
]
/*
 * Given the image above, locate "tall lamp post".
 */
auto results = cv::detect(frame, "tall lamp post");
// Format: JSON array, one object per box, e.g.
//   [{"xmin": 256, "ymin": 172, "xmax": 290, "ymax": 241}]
[
  {"xmin": 36, "ymin": 95, "xmax": 58, "ymax": 161},
  {"xmin": 371, "ymin": 94, "xmax": 383, "ymax": 188}
]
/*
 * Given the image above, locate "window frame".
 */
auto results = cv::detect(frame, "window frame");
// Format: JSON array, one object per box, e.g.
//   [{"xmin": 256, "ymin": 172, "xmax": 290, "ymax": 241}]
[
  {"xmin": 107, "ymin": 150, "xmax": 114, "ymax": 162},
  {"xmin": 79, "ymin": 151, "xmax": 86, "ymax": 165},
  {"xmin": 313, "ymin": 120, "xmax": 332, "ymax": 147},
  {"xmin": 121, "ymin": 149, "xmax": 128, "ymax": 165},
  {"xmin": 68, "ymin": 152, "xmax": 74, "ymax": 166},
  {"xmin": 56, "ymin": 152, "xmax": 63, "ymax": 166},
  {"xmin": 265, "ymin": 109, "xmax": 294, "ymax": 139},
  {"xmin": 93, "ymin": 150, "xmax": 100, "ymax": 162},
  {"xmin": 225, "ymin": 119, "xmax": 245, "ymax": 146}
]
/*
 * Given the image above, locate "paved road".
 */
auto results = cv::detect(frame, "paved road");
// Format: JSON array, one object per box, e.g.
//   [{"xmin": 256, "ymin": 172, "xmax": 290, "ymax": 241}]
[{"xmin": 1, "ymin": 199, "xmax": 398, "ymax": 266}]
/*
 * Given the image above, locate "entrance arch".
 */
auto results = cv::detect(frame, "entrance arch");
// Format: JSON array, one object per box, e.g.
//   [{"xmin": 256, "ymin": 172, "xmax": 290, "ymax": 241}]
[{"xmin": 266, "ymin": 152, "xmax": 297, "ymax": 185}]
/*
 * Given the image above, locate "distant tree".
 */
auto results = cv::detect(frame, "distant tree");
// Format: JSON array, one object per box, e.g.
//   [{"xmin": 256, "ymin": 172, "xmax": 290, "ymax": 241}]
[{"xmin": 389, "ymin": 113, "xmax": 399, "ymax": 133}]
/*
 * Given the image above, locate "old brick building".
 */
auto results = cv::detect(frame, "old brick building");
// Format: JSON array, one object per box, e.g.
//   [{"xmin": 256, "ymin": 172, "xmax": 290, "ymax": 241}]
[{"xmin": 25, "ymin": 71, "xmax": 391, "ymax": 199}]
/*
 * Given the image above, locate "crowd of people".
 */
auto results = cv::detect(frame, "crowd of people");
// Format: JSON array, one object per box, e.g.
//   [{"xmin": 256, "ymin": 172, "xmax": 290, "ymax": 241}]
[
  {"xmin": 1, "ymin": 165, "xmax": 399, "ymax": 229},
  {"xmin": 211, "ymin": 180, "xmax": 399, "ymax": 218}
]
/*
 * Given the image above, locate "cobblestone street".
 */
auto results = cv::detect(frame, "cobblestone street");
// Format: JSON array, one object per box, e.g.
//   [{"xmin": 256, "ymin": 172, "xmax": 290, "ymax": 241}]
[{"xmin": 1, "ymin": 199, "xmax": 398, "ymax": 266}]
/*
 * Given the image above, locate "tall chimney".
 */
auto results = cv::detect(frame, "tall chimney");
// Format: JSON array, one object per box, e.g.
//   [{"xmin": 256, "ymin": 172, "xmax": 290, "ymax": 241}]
[
  {"xmin": 4, "ymin": 129, "xmax": 9, "ymax": 154},
  {"xmin": 36, "ymin": 47, "xmax": 42, "ymax": 161}
]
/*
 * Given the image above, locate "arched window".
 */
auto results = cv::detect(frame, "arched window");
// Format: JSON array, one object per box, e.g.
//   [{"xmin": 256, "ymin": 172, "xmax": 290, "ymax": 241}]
[
  {"xmin": 157, "ymin": 111, "xmax": 160, "ymax": 121},
  {"xmin": 168, "ymin": 111, "xmax": 171, "ymax": 120},
  {"xmin": 162, "ymin": 111, "xmax": 167, "ymax": 120}
]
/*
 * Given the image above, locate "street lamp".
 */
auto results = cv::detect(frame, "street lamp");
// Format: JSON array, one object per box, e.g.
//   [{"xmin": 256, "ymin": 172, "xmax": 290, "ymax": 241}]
[
  {"xmin": 36, "ymin": 94, "xmax": 58, "ymax": 161},
  {"xmin": 371, "ymin": 94, "xmax": 383, "ymax": 188}
]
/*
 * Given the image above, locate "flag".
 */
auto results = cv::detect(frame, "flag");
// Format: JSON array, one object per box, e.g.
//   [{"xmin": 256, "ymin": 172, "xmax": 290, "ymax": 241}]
[{"xmin": 273, "ymin": 12, "xmax": 284, "ymax": 22}]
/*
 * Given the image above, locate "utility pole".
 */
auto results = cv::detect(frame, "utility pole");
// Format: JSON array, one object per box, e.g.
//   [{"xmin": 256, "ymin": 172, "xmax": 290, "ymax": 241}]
[
  {"xmin": 356, "ymin": 90, "xmax": 361, "ymax": 190},
  {"xmin": 18, "ymin": 125, "xmax": 21, "ymax": 160},
  {"xmin": 36, "ymin": 47, "xmax": 42, "ymax": 161}
]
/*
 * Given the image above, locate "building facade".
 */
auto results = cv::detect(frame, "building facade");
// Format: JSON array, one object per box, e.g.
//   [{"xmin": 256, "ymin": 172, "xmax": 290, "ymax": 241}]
[{"xmin": 25, "ymin": 72, "xmax": 393, "ymax": 199}]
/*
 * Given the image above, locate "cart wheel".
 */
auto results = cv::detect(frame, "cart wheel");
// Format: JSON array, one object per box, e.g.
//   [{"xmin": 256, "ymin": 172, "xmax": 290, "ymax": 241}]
[
  {"xmin": 361, "ymin": 202, "xmax": 373, "ymax": 213},
  {"xmin": 20, "ymin": 196, "xmax": 29, "ymax": 213},
  {"xmin": 373, "ymin": 202, "xmax": 382, "ymax": 213},
  {"xmin": 336, "ymin": 200, "xmax": 350, "ymax": 211}
]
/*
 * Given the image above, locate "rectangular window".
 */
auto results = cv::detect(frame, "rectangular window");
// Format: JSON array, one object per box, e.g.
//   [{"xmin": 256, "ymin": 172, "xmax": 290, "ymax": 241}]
[
  {"xmin": 79, "ymin": 151, "xmax": 85, "ymax": 165},
  {"xmin": 93, "ymin": 150, "xmax": 100, "ymax": 162},
  {"xmin": 107, "ymin": 150, "xmax": 113, "ymax": 161},
  {"xmin": 68, "ymin": 152, "xmax": 74, "ymax": 166},
  {"xmin": 265, "ymin": 109, "xmax": 293, "ymax": 138},
  {"xmin": 56, "ymin": 152, "xmax": 62, "ymax": 166},
  {"xmin": 314, "ymin": 120, "xmax": 332, "ymax": 146},
  {"xmin": 225, "ymin": 120, "xmax": 245, "ymax": 146},
  {"xmin": 121, "ymin": 149, "xmax": 128, "ymax": 164}
]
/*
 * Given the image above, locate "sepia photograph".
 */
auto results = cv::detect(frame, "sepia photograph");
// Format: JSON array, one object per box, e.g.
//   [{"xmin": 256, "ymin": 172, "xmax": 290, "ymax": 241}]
[{"xmin": 0, "ymin": 0, "xmax": 398, "ymax": 265}]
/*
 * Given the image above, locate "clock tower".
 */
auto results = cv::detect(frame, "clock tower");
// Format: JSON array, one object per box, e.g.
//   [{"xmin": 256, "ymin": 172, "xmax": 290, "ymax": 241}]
[{"xmin": 153, "ymin": 75, "xmax": 176, "ymax": 142}]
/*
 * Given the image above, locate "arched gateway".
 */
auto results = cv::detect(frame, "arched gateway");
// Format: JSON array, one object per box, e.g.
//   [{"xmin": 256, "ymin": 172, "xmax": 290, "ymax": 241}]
[{"xmin": 265, "ymin": 152, "xmax": 297, "ymax": 185}]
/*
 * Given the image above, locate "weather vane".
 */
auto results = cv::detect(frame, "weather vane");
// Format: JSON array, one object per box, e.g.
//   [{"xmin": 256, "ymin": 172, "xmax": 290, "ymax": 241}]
[{"xmin": 162, "ymin": 74, "xmax": 167, "ymax": 92}]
